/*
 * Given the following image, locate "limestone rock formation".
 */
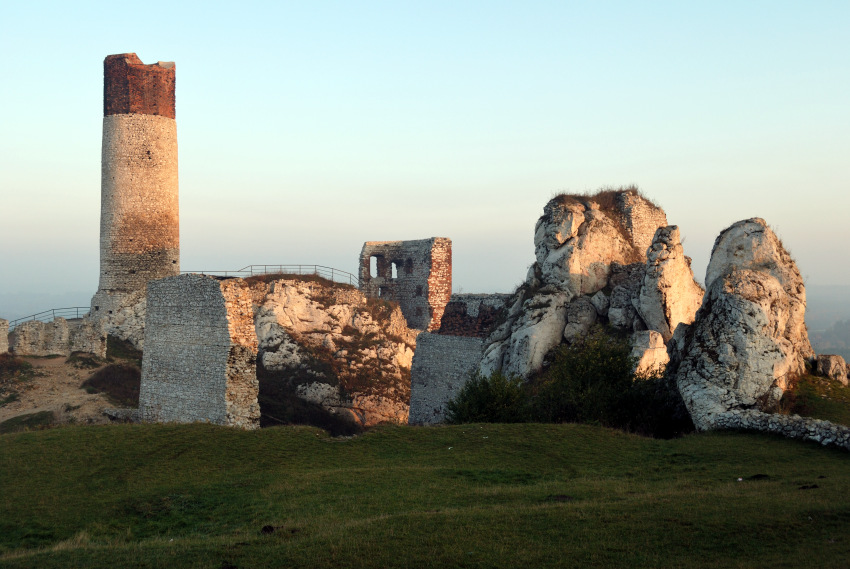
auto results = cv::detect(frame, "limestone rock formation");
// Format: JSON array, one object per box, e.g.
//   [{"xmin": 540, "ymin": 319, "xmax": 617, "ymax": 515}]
[
  {"xmin": 255, "ymin": 279, "xmax": 418, "ymax": 426},
  {"xmin": 532, "ymin": 189, "xmax": 667, "ymax": 297},
  {"xmin": 479, "ymin": 291, "xmax": 570, "ymax": 378},
  {"xmin": 675, "ymin": 218, "xmax": 815, "ymax": 430},
  {"xmin": 630, "ymin": 330, "xmax": 669, "ymax": 376},
  {"xmin": 606, "ymin": 263, "xmax": 646, "ymax": 332},
  {"xmin": 480, "ymin": 188, "xmax": 671, "ymax": 379},
  {"xmin": 563, "ymin": 296, "xmax": 597, "ymax": 341},
  {"xmin": 635, "ymin": 226, "xmax": 704, "ymax": 342},
  {"xmin": 817, "ymin": 355, "xmax": 848, "ymax": 386}
]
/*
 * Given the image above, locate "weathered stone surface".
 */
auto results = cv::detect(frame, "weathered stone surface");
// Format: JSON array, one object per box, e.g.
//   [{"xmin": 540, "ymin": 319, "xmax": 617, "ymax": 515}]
[
  {"xmin": 636, "ymin": 226, "xmax": 704, "ymax": 342},
  {"xmin": 479, "ymin": 189, "xmax": 667, "ymax": 379},
  {"xmin": 0, "ymin": 319, "xmax": 8, "ymax": 354},
  {"xmin": 409, "ymin": 333, "xmax": 484, "ymax": 424},
  {"xmin": 630, "ymin": 330, "xmax": 669, "ymax": 375},
  {"xmin": 11, "ymin": 318, "xmax": 70, "ymax": 356},
  {"xmin": 140, "ymin": 274, "xmax": 260, "ymax": 430},
  {"xmin": 607, "ymin": 263, "xmax": 646, "ymax": 331},
  {"xmin": 90, "ymin": 54, "xmax": 179, "ymax": 350},
  {"xmin": 8, "ymin": 317, "xmax": 106, "ymax": 357},
  {"xmin": 590, "ymin": 291, "xmax": 609, "ymax": 317},
  {"xmin": 480, "ymin": 292, "xmax": 570, "ymax": 378},
  {"xmin": 817, "ymin": 355, "xmax": 848, "ymax": 386},
  {"xmin": 531, "ymin": 189, "xmax": 667, "ymax": 296},
  {"xmin": 359, "ymin": 238, "xmax": 451, "ymax": 331},
  {"xmin": 675, "ymin": 218, "xmax": 814, "ymax": 431},
  {"xmin": 563, "ymin": 296, "xmax": 597, "ymax": 341},
  {"xmin": 437, "ymin": 293, "xmax": 510, "ymax": 338},
  {"xmin": 90, "ymin": 290, "xmax": 147, "ymax": 350},
  {"xmin": 70, "ymin": 318, "xmax": 108, "ymax": 358},
  {"xmin": 255, "ymin": 279, "xmax": 418, "ymax": 426}
]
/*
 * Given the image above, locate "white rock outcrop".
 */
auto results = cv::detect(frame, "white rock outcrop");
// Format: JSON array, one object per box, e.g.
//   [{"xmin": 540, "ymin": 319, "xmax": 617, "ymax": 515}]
[
  {"xmin": 255, "ymin": 279, "xmax": 418, "ymax": 426},
  {"xmin": 675, "ymin": 218, "xmax": 814, "ymax": 430},
  {"xmin": 630, "ymin": 330, "xmax": 670, "ymax": 376},
  {"xmin": 481, "ymin": 189, "xmax": 668, "ymax": 379},
  {"xmin": 479, "ymin": 292, "xmax": 570, "ymax": 378},
  {"xmin": 636, "ymin": 226, "xmax": 704, "ymax": 342},
  {"xmin": 816, "ymin": 355, "xmax": 847, "ymax": 387},
  {"xmin": 532, "ymin": 190, "xmax": 667, "ymax": 297}
]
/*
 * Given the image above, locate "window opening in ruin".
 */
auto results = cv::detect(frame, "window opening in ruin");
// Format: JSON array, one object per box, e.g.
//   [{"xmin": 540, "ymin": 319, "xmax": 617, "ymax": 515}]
[
  {"xmin": 370, "ymin": 256, "xmax": 379, "ymax": 279},
  {"xmin": 391, "ymin": 262, "xmax": 398, "ymax": 279},
  {"xmin": 379, "ymin": 286, "xmax": 389, "ymax": 298},
  {"xmin": 405, "ymin": 258, "xmax": 413, "ymax": 274}
]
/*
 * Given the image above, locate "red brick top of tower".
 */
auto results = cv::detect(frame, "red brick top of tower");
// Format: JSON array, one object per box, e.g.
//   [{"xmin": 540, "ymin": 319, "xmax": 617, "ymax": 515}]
[{"xmin": 104, "ymin": 53, "xmax": 175, "ymax": 119}]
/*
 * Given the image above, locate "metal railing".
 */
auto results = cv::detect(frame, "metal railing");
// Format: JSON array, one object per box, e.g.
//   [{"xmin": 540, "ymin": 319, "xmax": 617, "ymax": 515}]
[
  {"xmin": 8, "ymin": 307, "xmax": 89, "ymax": 331},
  {"xmin": 182, "ymin": 264, "xmax": 360, "ymax": 287}
]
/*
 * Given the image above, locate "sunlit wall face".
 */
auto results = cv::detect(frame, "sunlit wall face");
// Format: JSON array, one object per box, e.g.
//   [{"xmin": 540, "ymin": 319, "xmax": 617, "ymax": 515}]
[{"xmin": 1, "ymin": 1, "xmax": 848, "ymax": 322}]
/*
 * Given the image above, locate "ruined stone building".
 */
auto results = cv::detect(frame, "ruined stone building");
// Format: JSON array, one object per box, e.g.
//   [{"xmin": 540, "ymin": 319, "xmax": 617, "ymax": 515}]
[
  {"xmin": 359, "ymin": 238, "xmax": 452, "ymax": 331},
  {"xmin": 89, "ymin": 54, "xmax": 179, "ymax": 341},
  {"xmin": 140, "ymin": 275, "xmax": 260, "ymax": 429}
]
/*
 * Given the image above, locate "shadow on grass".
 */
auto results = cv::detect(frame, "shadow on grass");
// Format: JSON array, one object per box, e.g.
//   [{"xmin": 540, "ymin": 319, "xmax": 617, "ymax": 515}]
[
  {"xmin": 0, "ymin": 411, "xmax": 55, "ymax": 434},
  {"xmin": 81, "ymin": 365, "xmax": 140, "ymax": 407}
]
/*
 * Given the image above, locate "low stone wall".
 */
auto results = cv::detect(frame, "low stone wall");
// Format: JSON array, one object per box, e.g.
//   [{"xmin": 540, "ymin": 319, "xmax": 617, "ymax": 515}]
[
  {"xmin": 9, "ymin": 318, "xmax": 106, "ymax": 358},
  {"xmin": 0, "ymin": 319, "xmax": 8, "ymax": 354},
  {"xmin": 409, "ymin": 332, "xmax": 483, "ymax": 425},
  {"xmin": 709, "ymin": 410, "xmax": 850, "ymax": 451},
  {"xmin": 140, "ymin": 274, "xmax": 260, "ymax": 429},
  {"xmin": 11, "ymin": 319, "xmax": 70, "ymax": 356}
]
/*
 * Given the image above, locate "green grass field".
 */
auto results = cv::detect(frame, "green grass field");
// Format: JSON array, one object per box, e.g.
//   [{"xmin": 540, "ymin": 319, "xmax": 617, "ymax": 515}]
[{"xmin": 2, "ymin": 423, "xmax": 849, "ymax": 568}]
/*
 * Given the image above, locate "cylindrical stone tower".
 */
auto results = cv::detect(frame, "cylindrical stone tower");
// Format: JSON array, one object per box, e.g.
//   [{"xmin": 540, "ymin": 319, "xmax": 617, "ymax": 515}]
[{"xmin": 91, "ymin": 53, "xmax": 179, "ymax": 322}]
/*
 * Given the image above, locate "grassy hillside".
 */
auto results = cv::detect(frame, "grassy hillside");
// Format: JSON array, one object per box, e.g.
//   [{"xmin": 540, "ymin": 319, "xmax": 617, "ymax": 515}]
[{"xmin": 2, "ymin": 423, "xmax": 849, "ymax": 568}]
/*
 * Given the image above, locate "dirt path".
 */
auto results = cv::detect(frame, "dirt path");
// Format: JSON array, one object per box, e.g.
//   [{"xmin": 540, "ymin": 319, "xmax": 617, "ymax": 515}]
[{"xmin": 0, "ymin": 356, "xmax": 114, "ymax": 426}]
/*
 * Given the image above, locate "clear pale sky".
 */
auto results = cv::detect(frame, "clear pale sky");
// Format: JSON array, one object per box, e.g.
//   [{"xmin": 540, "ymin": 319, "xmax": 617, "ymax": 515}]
[{"xmin": 1, "ymin": 1, "xmax": 848, "ymax": 320}]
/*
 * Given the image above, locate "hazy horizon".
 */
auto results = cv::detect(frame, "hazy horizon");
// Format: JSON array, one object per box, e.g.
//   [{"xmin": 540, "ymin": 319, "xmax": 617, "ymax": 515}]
[{"xmin": 2, "ymin": 2, "xmax": 848, "ymax": 319}]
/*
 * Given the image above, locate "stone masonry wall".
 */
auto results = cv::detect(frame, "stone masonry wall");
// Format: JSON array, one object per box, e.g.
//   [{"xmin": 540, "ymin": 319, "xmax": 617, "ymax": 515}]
[
  {"xmin": 104, "ymin": 53, "xmax": 175, "ymax": 119},
  {"xmin": 140, "ymin": 275, "xmax": 260, "ymax": 429},
  {"xmin": 359, "ymin": 238, "xmax": 452, "ymax": 331},
  {"xmin": 409, "ymin": 332, "xmax": 484, "ymax": 425},
  {"xmin": 96, "ymin": 113, "xmax": 179, "ymax": 294},
  {"xmin": 91, "ymin": 53, "xmax": 179, "ymax": 347},
  {"xmin": 437, "ymin": 293, "xmax": 510, "ymax": 337},
  {"xmin": 0, "ymin": 319, "xmax": 7, "ymax": 354},
  {"xmin": 9, "ymin": 318, "xmax": 107, "ymax": 358}
]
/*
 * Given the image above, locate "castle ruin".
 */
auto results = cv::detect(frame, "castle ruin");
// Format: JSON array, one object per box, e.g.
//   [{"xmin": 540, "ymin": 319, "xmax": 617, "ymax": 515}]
[
  {"xmin": 90, "ymin": 54, "xmax": 179, "ymax": 328},
  {"xmin": 359, "ymin": 238, "xmax": 452, "ymax": 331},
  {"xmin": 139, "ymin": 274, "xmax": 260, "ymax": 429}
]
